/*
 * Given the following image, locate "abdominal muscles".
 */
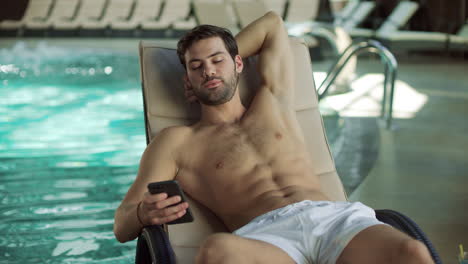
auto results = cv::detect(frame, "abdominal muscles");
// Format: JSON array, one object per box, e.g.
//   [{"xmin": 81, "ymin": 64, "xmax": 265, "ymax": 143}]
[{"xmin": 177, "ymin": 128, "xmax": 325, "ymax": 230}]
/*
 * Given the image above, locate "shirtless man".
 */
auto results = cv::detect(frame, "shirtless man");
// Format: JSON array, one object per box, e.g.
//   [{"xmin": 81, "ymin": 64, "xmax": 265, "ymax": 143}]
[{"xmin": 114, "ymin": 12, "xmax": 434, "ymax": 264}]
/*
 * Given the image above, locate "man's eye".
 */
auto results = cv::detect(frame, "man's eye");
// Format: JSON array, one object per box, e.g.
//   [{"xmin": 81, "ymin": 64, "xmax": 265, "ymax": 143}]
[
  {"xmin": 191, "ymin": 65, "xmax": 201, "ymax": 70},
  {"xmin": 214, "ymin": 59, "xmax": 223, "ymax": 63}
]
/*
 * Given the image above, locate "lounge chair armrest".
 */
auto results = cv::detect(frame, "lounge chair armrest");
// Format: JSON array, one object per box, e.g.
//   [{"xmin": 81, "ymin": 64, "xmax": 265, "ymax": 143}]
[{"xmin": 136, "ymin": 225, "xmax": 176, "ymax": 264}]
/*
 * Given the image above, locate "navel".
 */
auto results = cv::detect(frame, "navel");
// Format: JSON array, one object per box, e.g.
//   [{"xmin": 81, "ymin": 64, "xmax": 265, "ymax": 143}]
[
  {"xmin": 215, "ymin": 161, "xmax": 224, "ymax": 169},
  {"xmin": 275, "ymin": 132, "xmax": 283, "ymax": 140}
]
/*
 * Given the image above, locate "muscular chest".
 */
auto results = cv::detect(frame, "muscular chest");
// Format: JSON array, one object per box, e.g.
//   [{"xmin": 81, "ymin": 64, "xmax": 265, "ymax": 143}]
[
  {"xmin": 196, "ymin": 121, "xmax": 284, "ymax": 171},
  {"xmin": 179, "ymin": 89, "xmax": 302, "ymax": 177}
]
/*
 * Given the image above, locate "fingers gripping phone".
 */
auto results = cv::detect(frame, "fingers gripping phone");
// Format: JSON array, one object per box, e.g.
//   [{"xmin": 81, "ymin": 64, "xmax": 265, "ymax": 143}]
[{"xmin": 147, "ymin": 180, "xmax": 194, "ymax": 225}]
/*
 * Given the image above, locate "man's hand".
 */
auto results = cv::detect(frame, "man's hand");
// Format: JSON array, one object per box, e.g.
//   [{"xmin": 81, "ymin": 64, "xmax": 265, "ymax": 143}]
[
  {"xmin": 114, "ymin": 127, "xmax": 184, "ymax": 242},
  {"xmin": 184, "ymin": 75, "xmax": 198, "ymax": 103},
  {"xmin": 138, "ymin": 192, "xmax": 190, "ymax": 225}
]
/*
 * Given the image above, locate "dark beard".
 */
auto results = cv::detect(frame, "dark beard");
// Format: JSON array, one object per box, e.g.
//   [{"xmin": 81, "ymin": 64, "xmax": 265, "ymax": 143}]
[{"xmin": 193, "ymin": 71, "xmax": 239, "ymax": 106}]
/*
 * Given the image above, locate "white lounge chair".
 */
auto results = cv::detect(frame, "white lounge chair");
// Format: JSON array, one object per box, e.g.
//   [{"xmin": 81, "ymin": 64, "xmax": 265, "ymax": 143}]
[
  {"xmin": 365, "ymin": 1, "xmax": 453, "ymax": 52},
  {"xmin": 141, "ymin": 0, "xmax": 195, "ymax": 31},
  {"xmin": 380, "ymin": 18, "xmax": 468, "ymax": 52},
  {"xmin": 136, "ymin": 36, "xmax": 349, "ymax": 264},
  {"xmin": 449, "ymin": 20, "xmax": 468, "ymax": 51},
  {"xmin": 53, "ymin": 0, "xmax": 107, "ymax": 30},
  {"xmin": 1, "ymin": 0, "xmax": 54, "ymax": 30},
  {"xmin": 192, "ymin": 0, "xmax": 240, "ymax": 34},
  {"xmin": 333, "ymin": 0, "xmax": 360, "ymax": 26},
  {"xmin": 81, "ymin": 0, "xmax": 135, "ymax": 30},
  {"xmin": 341, "ymin": 1, "xmax": 376, "ymax": 32},
  {"xmin": 285, "ymin": 0, "xmax": 321, "ymax": 23},
  {"xmin": 259, "ymin": 0, "xmax": 287, "ymax": 18},
  {"xmin": 232, "ymin": 0, "xmax": 268, "ymax": 29},
  {"xmin": 26, "ymin": 0, "xmax": 80, "ymax": 30},
  {"xmin": 378, "ymin": 31, "xmax": 449, "ymax": 51},
  {"xmin": 284, "ymin": 0, "xmax": 364, "ymax": 37},
  {"xmin": 172, "ymin": 0, "xmax": 197, "ymax": 32},
  {"xmin": 111, "ymin": 0, "xmax": 162, "ymax": 31},
  {"xmin": 349, "ymin": 1, "xmax": 419, "ymax": 38},
  {"xmin": 135, "ymin": 36, "xmax": 443, "ymax": 264}
]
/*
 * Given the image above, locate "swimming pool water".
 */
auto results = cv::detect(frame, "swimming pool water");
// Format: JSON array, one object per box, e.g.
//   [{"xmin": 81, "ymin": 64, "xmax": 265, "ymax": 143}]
[{"xmin": 0, "ymin": 42, "xmax": 145, "ymax": 263}]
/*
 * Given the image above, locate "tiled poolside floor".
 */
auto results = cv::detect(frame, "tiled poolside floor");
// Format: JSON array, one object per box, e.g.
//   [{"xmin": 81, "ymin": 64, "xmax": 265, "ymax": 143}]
[{"xmin": 317, "ymin": 53, "xmax": 468, "ymax": 264}]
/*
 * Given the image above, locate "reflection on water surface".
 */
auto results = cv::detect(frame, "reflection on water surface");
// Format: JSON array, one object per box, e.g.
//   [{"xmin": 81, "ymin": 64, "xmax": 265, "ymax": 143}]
[{"xmin": 0, "ymin": 42, "xmax": 144, "ymax": 263}]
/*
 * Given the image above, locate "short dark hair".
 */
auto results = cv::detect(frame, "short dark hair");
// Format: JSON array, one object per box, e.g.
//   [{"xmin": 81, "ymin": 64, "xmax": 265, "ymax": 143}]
[{"xmin": 177, "ymin": 25, "xmax": 239, "ymax": 69}]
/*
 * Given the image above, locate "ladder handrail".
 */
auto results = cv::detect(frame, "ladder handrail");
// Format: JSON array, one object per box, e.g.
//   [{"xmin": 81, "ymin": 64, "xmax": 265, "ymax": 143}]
[{"xmin": 317, "ymin": 40, "xmax": 398, "ymax": 129}]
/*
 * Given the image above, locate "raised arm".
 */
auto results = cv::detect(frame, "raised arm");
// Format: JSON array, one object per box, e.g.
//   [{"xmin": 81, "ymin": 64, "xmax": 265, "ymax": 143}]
[
  {"xmin": 113, "ymin": 127, "xmax": 188, "ymax": 243},
  {"xmin": 235, "ymin": 11, "xmax": 294, "ymax": 105}
]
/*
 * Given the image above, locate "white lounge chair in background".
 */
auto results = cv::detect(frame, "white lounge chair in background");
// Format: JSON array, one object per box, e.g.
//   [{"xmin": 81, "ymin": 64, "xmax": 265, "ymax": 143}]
[
  {"xmin": 341, "ymin": 1, "xmax": 376, "ymax": 32},
  {"xmin": 81, "ymin": 0, "xmax": 134, "ymax": 30},
  {"xmin": 284, "ymin": 0, "xmax": 362, "ymax": 37},
  {"xmin": 141, "ymin": 0, "xmax": 195, "ymax": 32},
  {"xmin": 172, "ymin": 0, "xmax": 197, "ymax": 31},
  {"xmin": 25, "ymin": 0, "xmax": 80, "ymax": 31},
  {"xmin": 352, "ymin": 1, "xmax": 447, "ymax": 51},
  {"xmin": 285, "ymin": 0, "xmax": 321, "ymax": 23},
  {"xmin": 260, "ymin": 0, "xmax": 287, "ymax": 18},
  {"xmin": 333, "ymin": 0, "xmax": 360, "ymax": 26},
  {"xmin": 232, "ymin": 0, "xmax": 268, "ymax": 29},
  {"xmin": 284, "ymin": 0, "xmax": 360, "ymax": 32},
  {"xmin": 193, "ymin": 0, "xmax": 240, "ymax": 34},
  {"xmin": 1, "ymin": 0, "xmax": 54, "ymax": 30},
  {"xmin": 349, "ymin": 1, "xmax": 419, "ymax": 38},
  {"xmin": 380, "ymin": 17, "xmax": 468, "ymax": 52},
  {"xmin": 449, "ymin": 20, "xmax": 468, "ymax": 51},
  {"xmin": 378, "ymin": 31, "xmax": 448, "ymax": 51},
  {"xmin": 111, "ymin": 0, "xmax": 164, "ymax": 31},
  {"xmin": 53, "ymin": 0, "xmax": 107, "ymax": 30},
  {"xmin": 283, "ymin": 0, "xmax": 342, "ymax": 48}
]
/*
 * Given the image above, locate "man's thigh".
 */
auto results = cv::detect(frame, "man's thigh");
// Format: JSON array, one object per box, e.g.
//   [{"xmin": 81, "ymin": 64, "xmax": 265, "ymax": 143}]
[
  {"xmin": 196, "ymin": 233, "xmax": 295, "ymax": 264},
  {"xmin": 337, "ymin": 224, "xmax": 432, "ymax": 264}
]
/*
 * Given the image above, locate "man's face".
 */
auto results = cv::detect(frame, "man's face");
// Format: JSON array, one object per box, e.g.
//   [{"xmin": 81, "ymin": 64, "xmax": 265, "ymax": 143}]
[{"xmin": 184, "ymin": 37, "xmax": 243, "ymax": 106}]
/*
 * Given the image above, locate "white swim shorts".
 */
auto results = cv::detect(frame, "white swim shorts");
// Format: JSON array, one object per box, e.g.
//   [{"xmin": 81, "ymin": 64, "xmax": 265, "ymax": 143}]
[{"xmin": 233, "ymin": 200, "xmax": 386, "ymax": 264}]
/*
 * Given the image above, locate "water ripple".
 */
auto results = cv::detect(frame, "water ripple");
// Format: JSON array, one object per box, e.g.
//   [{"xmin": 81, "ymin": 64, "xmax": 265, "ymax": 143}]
[{"xmin": 1, "ymin": 42, "xmax": 144, "ymax": 263}]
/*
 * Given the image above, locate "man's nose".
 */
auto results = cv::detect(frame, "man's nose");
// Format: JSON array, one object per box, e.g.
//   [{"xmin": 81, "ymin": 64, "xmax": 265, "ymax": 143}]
[{"xmin": 203, "ymin": 65, "xmax": 216, "ymax": 77}]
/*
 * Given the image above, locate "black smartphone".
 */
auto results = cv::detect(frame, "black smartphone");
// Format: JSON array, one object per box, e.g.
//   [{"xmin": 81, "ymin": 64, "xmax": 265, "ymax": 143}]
[{"xmin": 147, "ymin": 180, "xmax": 194, "ymax": 225}]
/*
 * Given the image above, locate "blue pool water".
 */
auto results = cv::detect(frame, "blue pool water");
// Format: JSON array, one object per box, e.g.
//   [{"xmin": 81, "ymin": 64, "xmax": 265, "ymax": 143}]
[{"xmin": 0, "ymin": 42, "xmax": 145, "ymax": 263}]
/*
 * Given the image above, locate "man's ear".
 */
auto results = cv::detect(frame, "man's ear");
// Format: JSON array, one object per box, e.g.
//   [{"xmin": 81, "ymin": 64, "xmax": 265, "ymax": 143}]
[{"xmin": 235, "ymin": 55, "xmax": 243, "ymax": 73}]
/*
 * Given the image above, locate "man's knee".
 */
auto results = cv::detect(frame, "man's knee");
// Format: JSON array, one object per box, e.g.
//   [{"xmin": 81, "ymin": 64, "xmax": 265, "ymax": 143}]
[
  {"xmin": 196, "ymin": 233, "xmax": 238, "ymax": 264},
  {"xmin": 396, "ymin": 239, "xmax": 433, "ymax": 264}
]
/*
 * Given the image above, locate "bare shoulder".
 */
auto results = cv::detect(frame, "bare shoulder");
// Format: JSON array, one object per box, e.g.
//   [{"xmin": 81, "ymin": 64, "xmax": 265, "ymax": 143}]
[
  {"xmin": 155, "ymin": 125, "xmax": 193, "ymax": 140},
  {"xmin": 144, "ymin": 125, "xmax": 193, "ymax": 160},
  {"xmin": 148, "ymin": 125, "xmax": 193, "ymax": 149}
]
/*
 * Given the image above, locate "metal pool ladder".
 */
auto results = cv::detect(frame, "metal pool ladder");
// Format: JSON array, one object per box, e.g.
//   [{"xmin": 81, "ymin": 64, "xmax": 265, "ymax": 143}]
[{"xmin": 317, "ymin": 40, "xmax": 398, "ymax": 129}]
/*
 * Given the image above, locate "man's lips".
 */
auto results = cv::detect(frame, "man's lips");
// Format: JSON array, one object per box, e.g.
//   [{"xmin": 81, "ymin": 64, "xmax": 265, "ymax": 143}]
[{"xmin": 203, "ymin": 79, "xmax": 222, "ymax": 89}]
